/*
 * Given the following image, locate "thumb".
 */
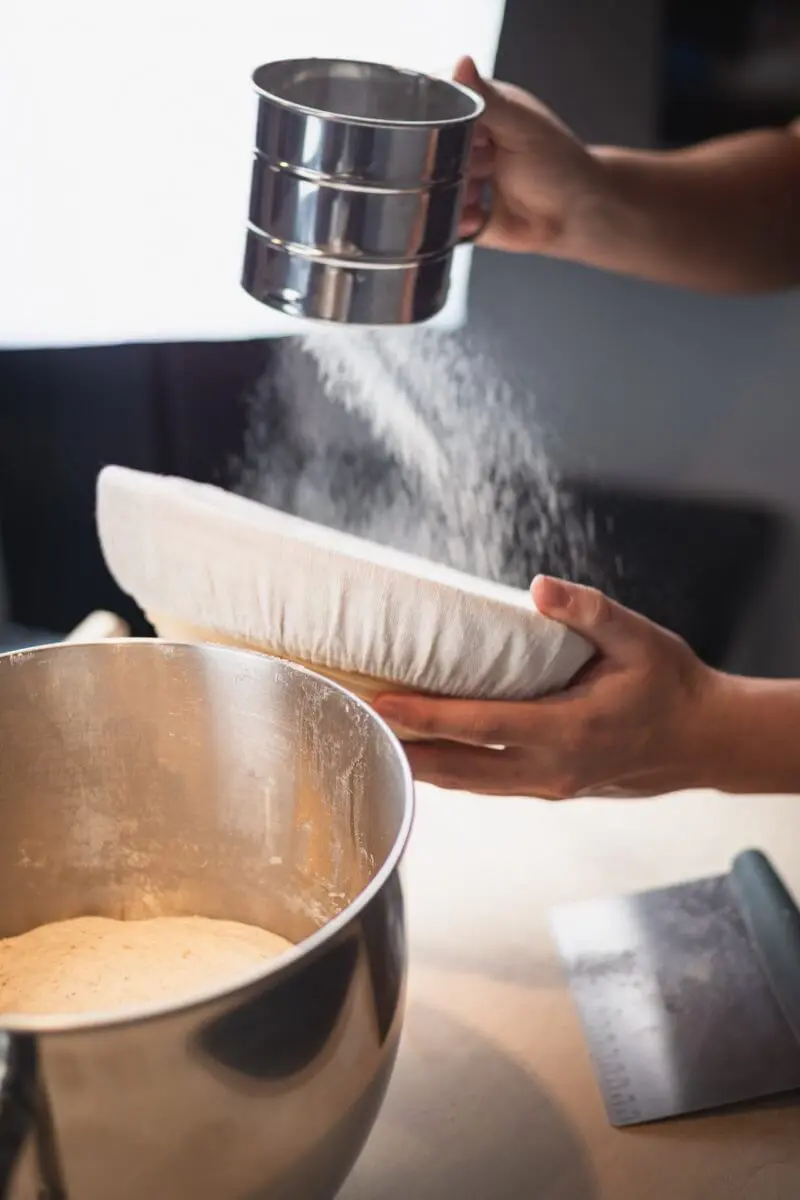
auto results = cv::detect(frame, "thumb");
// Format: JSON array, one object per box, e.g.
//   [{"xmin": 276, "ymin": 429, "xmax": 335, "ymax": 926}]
[
  {"xmin": 453, "ymin": 55, "xmax": 484, "ymax": 92},
  {"xmin": 452, "ymin": 56, "xmax": 521, "ymax": 144},
  {"xmin": 531, "ymin": 576, "xmax": 656, "ymax": 660}
]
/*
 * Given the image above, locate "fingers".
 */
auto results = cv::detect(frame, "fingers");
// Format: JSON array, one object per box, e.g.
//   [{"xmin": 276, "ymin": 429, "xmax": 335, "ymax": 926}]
[
  {"xmin": 461, "ymin": 194, "xmax": 548, "ymax": 251},
  {"xmin": 464, "ymin": 177, "xmax": 490, "ymax": 209},
  {"xmin": 455, "ymin": 56, "xmax": 551, "ymax": 250},
  {"xmin": 402, "ymin": 741, "xmax": 535, "ymax": 796},
  {"xmin": 532, "ymin": 576, "xmax": 658, "ymax": 660},
  {"xmin": 453, "ymin": 57, "xmax": 504, "ymax": 127},
  {"xmin": 469, "ymin": 141, "xmax": 495, "ymax": 181},
  {"xmin": 452, "ymin": 55, "xmax": 520, "ymax": 146},
  {"xmin": 459, "ymin": 206, "xmax": 487, "ymax": 239},
  {"xmin": 453, "ymin": 55, "xmax": 483, "ymax": 92},
  {"xmin": 376, "ymin": 694, "xmax": 538, "ymax": 748},
  {"xmin": 485, "ymin": 204, "xmax": 561, "ymax": 252},
  {"xmin": 459, "ymin": 145, "xmax": 494, "ymax": 239},
  {"xmin": 460, "ymin": 182, "xmax": 491, "ymax": 239}
]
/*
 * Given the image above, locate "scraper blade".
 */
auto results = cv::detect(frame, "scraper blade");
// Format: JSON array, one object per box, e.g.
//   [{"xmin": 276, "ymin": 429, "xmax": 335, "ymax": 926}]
[{"xmin": 550, "ymin": 849, "xmax": 800, "ymax": 1126}]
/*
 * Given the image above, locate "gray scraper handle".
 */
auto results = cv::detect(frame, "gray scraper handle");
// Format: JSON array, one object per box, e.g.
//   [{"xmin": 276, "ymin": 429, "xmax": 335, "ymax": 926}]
[{"xmin": 730, "ymin": 849, "xmax": 800, "ymax": 1045}]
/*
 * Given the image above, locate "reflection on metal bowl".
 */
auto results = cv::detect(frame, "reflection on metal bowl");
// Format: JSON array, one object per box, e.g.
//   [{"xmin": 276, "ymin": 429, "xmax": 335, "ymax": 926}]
[{"xmin": 0, "ymin": 640, "xmax": 414, "ymax": 1199}]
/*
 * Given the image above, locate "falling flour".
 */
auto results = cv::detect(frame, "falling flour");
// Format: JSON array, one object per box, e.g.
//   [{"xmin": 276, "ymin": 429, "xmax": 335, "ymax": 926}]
[
  {"xmin": 0, "ymin": 915, "xmax": 293, "ymax": 1018},
  {"xmin": 237, "ymin": 326, "xmax": 592, "ymax": 589}
]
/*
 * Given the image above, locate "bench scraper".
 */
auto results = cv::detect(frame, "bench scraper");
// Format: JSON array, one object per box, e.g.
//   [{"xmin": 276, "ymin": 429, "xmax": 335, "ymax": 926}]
[{"xmin": 550, "ymin": 849, "xmax": 800, "ymax": 1126}]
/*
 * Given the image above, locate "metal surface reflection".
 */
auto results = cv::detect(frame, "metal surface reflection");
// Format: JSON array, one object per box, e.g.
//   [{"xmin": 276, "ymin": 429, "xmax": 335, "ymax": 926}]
[
  {"xmin": 243, "ymin": 58, "xmax": 483, "ymax": 324},
  {"xmin": 0, "ymin": 641, "xmax": 413, "ymax": 1199}
]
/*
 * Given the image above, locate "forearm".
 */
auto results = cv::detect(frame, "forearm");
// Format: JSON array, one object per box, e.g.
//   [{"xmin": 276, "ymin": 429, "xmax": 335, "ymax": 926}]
[
  {"xmin": 695, "ymin": 672, "xmax": 800, "ymax": 794},
  {"xmin": 568, "ymin": 126, "xmax": 800, "ymax": 293}
]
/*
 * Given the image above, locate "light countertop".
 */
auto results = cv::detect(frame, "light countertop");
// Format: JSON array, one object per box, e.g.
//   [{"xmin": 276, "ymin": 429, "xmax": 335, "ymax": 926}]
[{"xmin": 342, "ymin": 785, "xmax": 800, "ymax": 1199}]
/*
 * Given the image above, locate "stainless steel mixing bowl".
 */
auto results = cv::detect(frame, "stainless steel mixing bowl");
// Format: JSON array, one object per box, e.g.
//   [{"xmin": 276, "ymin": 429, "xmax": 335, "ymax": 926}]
[{"xmin": 0, "ymin": 640, "xmax": 414, "ymax": 1199}]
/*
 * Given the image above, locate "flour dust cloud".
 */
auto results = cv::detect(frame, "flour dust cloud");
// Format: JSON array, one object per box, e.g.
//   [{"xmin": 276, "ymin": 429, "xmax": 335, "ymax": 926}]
[{"xmin": 236, "ymin": 327, "xmax": 592, "ymax": 590}]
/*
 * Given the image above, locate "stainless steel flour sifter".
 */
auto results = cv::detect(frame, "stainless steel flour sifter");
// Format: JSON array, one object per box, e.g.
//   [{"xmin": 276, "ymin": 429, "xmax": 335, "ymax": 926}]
[{"xmin": 241, "ymin": 58, "xmax": 485, "ymax": 325}]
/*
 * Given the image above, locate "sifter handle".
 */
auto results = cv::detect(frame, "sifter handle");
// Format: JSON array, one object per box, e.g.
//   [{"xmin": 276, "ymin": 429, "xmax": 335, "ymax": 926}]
[
  {"xmin": 457, "ymin": 202, "xmax": 491, "ymax": 245},
  {"xmin": 457, "ymin": 179, "xmax": 492, "ymax": 246}
]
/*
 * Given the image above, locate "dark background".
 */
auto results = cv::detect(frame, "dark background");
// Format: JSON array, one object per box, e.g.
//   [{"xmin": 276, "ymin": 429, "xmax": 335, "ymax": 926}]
[
  {"xmin": 1, "ymin": 0, "xmax": 799, "ymax": 666},
  {"xmin": 660, "ymin": 0, "xmax": 800, "ymax": 143}
]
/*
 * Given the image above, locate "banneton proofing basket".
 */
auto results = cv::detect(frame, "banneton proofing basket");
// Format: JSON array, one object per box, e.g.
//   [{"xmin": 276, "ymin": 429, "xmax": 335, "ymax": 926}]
[
  {"xmin": 0, "ymin": 639, "xmax": 413, "ymax": 1199},
  {"xmin": 242, "ymin": 58, "xmax": 485, "ymax": 324}
]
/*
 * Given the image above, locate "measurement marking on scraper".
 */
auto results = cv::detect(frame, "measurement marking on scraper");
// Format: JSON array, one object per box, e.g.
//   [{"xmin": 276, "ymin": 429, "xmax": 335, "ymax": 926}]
[{"xmin": 573, "ymin": 980, "xmax": 646, "ymax": 1125}]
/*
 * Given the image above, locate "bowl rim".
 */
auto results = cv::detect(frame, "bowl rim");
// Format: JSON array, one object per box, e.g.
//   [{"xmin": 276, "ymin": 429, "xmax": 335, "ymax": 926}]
[{"xmin": 0, "ymin": 638, "xmax": 415, "ymax": 1036}]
